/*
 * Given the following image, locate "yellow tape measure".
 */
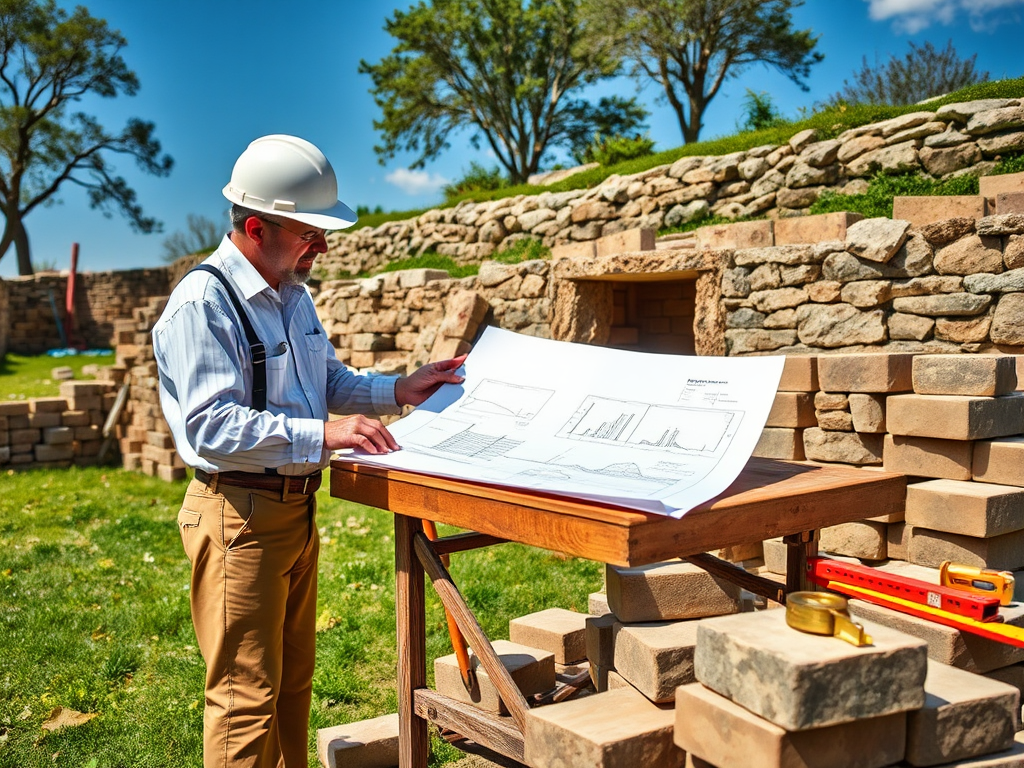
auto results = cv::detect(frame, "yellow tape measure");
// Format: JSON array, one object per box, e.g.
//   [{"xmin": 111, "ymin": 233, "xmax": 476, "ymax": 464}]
[{"xmin": 785, "ymin": 591, "xmax": 873, "ymax": 647}]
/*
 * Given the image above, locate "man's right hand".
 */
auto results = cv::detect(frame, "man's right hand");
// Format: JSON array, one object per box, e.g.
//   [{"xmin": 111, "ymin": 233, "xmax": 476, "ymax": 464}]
[{"xmin": 324, "ymin": 415, "xmax": 400, "ymax": 455}]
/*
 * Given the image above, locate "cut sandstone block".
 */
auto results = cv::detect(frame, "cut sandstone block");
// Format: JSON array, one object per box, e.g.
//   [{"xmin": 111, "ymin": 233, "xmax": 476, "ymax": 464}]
[
  {"xmin": 612, "ymin": 620, "xmax": 699, "ymax": 703},
  {"xmin": 886, "ymin": 393, "xmax": 1024, "ymax": 441},
  {"xmin": 817, "ymin": 353, "xmax": 914, "ymax": 394},
  {"xmin": 888, "ymin": 522, "xmax": 912, "ymax": 560},
  {"xmin": 766, "ymin": 392, "xmax": 816, "ymax": 427},
  {"xmin": 606, "ymin": 669, "xmax": 639, "ymax": 694},
  {"xmin": 589, "ymin": 591, "xmax": 610, "ymax": 616},
  {"xmin": 975, "ymin": 437, "xmax": 1024, "ymax": 487},
  {"xmin": 434, "ymin": 639, "xmax": 554, "ymax": 715},
  {"xmin": 694, "ymin": 610, "xmax": 927, "ymax": 731},
  {"xmin": 906, "ymin": 479, "xmax": 1024, "ymax": 538},
  {"xmin": 773, "ymin": 212, "xmax": 865, "ymax": 246},
  {"xmin": 586, "ymin": 614, "xmax": 617, "ymax": 668},
  {"xmin": 819, "ymin": 521, "xmax": 887, "ymax": 559},
  {"xmin": 908, "ymin": 526, "xmax": 1024, "ymax": 571},
  {"xmin": 905, "ymin": 660, "xmax": 1018, "ymax": 767},
  {"xmin": 913, "ymin": 355, "xmax": 1017, "ymax": 397},
  {"xmin": 985, "ymin": 664, "xmax": 1024, "ymax": 730},
  {"xmin": 697, "ymin": 219, "xmax": 774, "ymax": 251},
  {"xmin": 754, "ymin": 428, "xmax": 806, "ymax": 461},
  {"xmin": 998, "ymin": 192, "xmax": 1024, "ymax": 215},
  {"xmin": 316, "ymin": 713, "xmax": 399, "ymax": 768},
  {"xmin": 981, "ymin": 172, "xmax": 1024, "ymax": 199},
  {"xmin": 884, "ymin": 434, "xmax": 973, "ymax": 480},
  {"xmin": 605, "ymin": 560, "xmax": 741, "ymax": 623},
  {"xmin": 894, "ymin": 195, "xmax": 987, "ymax": 226},
  {"xmin": 675, "ymin": 682, "xmax": 907, "ymax": 768},
  {"xmin": 509, "ymin": 608, "xmax": 589, "ymax": 664},
  {"xmin": 763, "ymin": 538, "xmax": 787, "ymax": 576},
  {"xmin": 779, "ymin": 356, "xmax": 818, "ymax": 392},
  {"xmin": 595, "ymin": 227, "xmax": 656, "ymax": 257},
  {"xmin": 524, "ymin": 687, "xmax": 685, "ymax": 768}
]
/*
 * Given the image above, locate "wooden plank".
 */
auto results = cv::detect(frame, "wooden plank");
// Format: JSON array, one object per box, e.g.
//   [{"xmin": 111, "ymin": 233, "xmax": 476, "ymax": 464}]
[
  {"xmin": 413, "ymin": 532, "xmax": 532, "ymax": 732},
  {"xmin": 413, "ymin": 690, "xmax": 525, "ymax": 763},
  {"xmin": 431, "ymin": 532, "xmax": 508, "ymax": 557},
  {"xmin": 684, "ymin": 553, "xmax": 787, "ymax": 604},
  {"xmin": 395, "ymin": 515, "xmax": 429, "ymax": 768}
]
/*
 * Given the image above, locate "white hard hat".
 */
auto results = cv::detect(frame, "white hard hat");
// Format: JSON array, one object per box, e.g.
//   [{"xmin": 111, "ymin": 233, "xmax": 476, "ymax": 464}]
[{"xmin": 222, "ymin": 134, "xmax": 357, "ymax": 230}]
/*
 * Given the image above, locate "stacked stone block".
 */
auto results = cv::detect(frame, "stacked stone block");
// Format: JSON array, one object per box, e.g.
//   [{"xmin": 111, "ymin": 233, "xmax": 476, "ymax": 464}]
[{"xmin": 0, "ymin": 379, "xmax": 118, "ymax": 470}]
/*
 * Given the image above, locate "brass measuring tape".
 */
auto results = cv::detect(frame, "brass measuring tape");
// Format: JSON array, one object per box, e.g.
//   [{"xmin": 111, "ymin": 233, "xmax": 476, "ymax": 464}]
[{"xmin": 786, "ymin": 591, "xmax": 873, "ymax": 647}]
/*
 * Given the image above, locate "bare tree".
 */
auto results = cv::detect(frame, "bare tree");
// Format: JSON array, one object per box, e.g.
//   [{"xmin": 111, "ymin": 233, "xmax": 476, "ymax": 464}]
[
  {"xmin": 833, "ymin": 40, "xmax": 989, "ymax": 106},
  {"xmin": 161, "ymin": 214, "xmax": 222, "ymax": 263},
  {"xmin": 581, "ymin": 0, "xmax": 822, "ymax": 144}
]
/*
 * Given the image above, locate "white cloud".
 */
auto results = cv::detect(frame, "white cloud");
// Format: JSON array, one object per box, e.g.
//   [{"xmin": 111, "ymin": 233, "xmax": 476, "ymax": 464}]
[
  {"xmin": 864, "ymin": 0, "xmax": 1024, "ymax": 30},
  {"xmin": 385, "ymin": 168, "xmax": 449, "ymax": 195}
]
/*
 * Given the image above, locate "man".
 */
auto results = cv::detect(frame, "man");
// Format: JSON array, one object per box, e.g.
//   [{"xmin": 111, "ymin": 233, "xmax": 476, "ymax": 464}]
[{"xmin": 153, "ymin": 134, "xmax": 465, "ymax": 768}]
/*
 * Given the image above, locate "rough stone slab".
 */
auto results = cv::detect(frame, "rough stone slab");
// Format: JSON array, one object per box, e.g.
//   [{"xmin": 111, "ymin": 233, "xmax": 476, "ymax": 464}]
[
  {"xmin": 884, "ymin": 434, "xmax": 974, "ymax": 480},
  {"xmin": 767, "ymin": 392, "xmax": 816, "ymax": 427},
  {"xmin": 849, "ymin": 393, "xmax": 887, "ymax": 433},
  {"xmin": 906, "ymin": 660, "xmax": 1018, "ymax": 767},
  {"xmin": 819, "ymin": 521, "xmax": 887, "ymax": 559},
  {"xmin": 795, "ymin": 304, "xmax": 887, "ymax": 348},
  {"xmin": 754, "ymin": 428, "xmax": 806, "ymax": 461},
  {"xmin": 913, "ymin": 355, "xmax": 1017, "ymax": 397},
  {"xmin": 606, "ymin": 560, "xmax": 741, "ymax": 623},
  {"xmin": 524, "ymin": 687, "xmax": 684, "ymax": 768},
  {"xmin": 434, "ymin": 639, "xmax": 555, "ymax": 715},
  {"xmin": 817, "ymin": 353, "xmax": 914, "ymax": 393},
  {"xmin": 975, "ymin": 437, "xmax": 1024, "ymax": 487},
  {"xmin": 906, "ymin": 479, "xmax": 1024, "ymax": 538},
  {"xmin": 816, "ymin": 409, "xmax": 854, "ymax": 431},
  {"xmin": 894, "ymin": 195, "xmax": 987, "ymax": 227},
  {"xmin": 846, "ymin": 217, "xmax": 912, "ymax": 263},
  {"xmin": 694, "ymin": 610, "xmax": 927, "ymax": 730},
  {"xmin": 510, "ymin": 608, "xmax": 589, "ymax": 664},
  {"xmin": 612, "ymin": 620, "xmax": 699, "ymax": 703},
  {"xmin": 985, "ymin": 664, "xmax": 1024, "ymax": 730},
  {"xmin": 317, "ymin": 713, "xmax": 399, "ymax": 768},
  {"xmin": 908, "ymin": 526, "xmax": 1024, "ymax": 571},
  {"xmin": 595, "ymin": 227, "xmax": 656, "ymax": 257},
  {"xmin": 774, "ymin": 212, "xmax": 864, "ymax": 246},
  {"xmin": 589, "ymin": 591, "xmax": 610, "ymax": 616},
  {"xmin": 675, "ymin": 682, "xmax": 907, "ymax": 768},
  {"xmin": 779, "ymin": 356, "xmax": 818, "ymax": 392},
  {"xmin": 886, "ymin": 393, "xmax": 1024, "ymax": 441},
  {"xmin": 586, "ymin": 614, "xmax": 617, "ymax": 668},
  {"xmin": 803, "ymin": 428, "xmax": 884, "ymax": 465}
]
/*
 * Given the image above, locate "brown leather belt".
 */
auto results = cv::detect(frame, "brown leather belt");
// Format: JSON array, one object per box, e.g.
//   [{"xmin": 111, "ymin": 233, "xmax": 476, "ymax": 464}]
[{"xmin": 195, "ymin": 469, "xmax": 322, "ymax": 495}]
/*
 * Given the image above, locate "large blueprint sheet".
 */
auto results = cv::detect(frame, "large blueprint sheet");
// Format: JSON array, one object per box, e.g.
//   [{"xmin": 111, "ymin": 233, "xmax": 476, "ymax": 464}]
[{"xmin": 339, "ymin": 327, "xmax": 785, "ymax": 517}]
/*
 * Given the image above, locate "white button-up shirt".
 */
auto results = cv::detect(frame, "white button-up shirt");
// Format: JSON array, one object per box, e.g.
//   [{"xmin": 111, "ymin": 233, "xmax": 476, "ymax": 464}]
[{"xmin": 153, "ymin": 236, "xmax": 399, "ymax": 475}]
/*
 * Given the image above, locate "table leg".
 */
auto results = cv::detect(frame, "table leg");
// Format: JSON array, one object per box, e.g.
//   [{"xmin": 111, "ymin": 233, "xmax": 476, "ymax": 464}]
[
  {"xmin": 396, "ymin": 514, "xmax": 429, "ymax": 768},
  {"xmin": 784, "ymin": 530, "xmax": 819, "ymax": 595}
]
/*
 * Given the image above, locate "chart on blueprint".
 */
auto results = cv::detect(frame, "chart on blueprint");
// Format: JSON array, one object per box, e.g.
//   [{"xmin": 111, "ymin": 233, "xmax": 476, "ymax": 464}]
[{"xmin": 337, "ymin": 326, "xmax": 784, "ymax": 517}]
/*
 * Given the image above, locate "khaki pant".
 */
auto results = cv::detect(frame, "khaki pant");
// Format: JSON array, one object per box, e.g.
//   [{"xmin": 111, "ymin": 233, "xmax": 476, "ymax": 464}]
[{"xmin": 177, "ymin": 477, "xmax": 319, "ymax": 768}]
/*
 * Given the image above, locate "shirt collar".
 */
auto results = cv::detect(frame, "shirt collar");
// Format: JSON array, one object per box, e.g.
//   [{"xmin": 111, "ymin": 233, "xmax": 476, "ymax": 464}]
[{"xmin": 210, "ymin": 235, "xmax": 275, "ymax": 302}]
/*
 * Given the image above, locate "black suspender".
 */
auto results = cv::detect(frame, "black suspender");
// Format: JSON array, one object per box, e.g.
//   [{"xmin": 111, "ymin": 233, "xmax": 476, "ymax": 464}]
[{"xmin": 189, "ymin": 264, "xmax": 268, "ymax": 412}]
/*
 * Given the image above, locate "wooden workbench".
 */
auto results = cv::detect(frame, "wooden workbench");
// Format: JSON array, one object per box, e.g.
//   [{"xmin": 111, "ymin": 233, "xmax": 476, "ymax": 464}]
[{"xmin": 330, "ymin": 457, "xmax": 906, "ymax": 768}]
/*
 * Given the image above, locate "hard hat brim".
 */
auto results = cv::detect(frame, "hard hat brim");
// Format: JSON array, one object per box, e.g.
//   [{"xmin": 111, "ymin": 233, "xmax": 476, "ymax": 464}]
[{"xmin": 222, "ymin": 184, "xmax": 359, "ymax": 230}]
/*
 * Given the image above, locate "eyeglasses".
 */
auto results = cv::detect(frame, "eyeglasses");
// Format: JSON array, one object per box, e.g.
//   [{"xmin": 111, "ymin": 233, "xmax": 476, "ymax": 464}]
[{"xmin": 260, "ymin": 217, "xmax": 327, "ymax": 243}]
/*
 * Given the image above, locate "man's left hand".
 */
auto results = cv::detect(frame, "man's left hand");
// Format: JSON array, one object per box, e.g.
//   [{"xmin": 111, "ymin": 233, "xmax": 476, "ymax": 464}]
[{"xmin": 395, "ymin": 355, "xmax": 468, "ymax": 407}]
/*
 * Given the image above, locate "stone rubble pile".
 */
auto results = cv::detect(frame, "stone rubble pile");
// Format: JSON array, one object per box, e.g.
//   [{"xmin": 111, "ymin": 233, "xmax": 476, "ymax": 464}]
[{"xmin": 318, "ymin": 98, "xmax": 1024, "ymax": 279}]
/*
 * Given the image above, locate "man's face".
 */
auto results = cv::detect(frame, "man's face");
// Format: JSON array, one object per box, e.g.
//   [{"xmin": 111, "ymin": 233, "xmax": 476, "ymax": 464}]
[{"xmin": 259, "ymin": 217, "xmax": 329, "ymax": 285}]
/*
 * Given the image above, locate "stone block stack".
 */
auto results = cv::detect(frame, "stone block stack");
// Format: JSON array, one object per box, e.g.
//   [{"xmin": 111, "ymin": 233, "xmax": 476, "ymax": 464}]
[
  {"xmin": 113, "ymin": 296, "xmax": 186, "ymax": 482},
  {"xmin": 0, "ymin": 380, "xmax": 118, "ymax": 470}
]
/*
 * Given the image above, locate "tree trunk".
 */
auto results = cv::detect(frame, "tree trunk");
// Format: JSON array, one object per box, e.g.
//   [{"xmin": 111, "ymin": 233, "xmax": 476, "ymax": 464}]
[{"xmin": 12, "ymin": 213, "xmax": 31, "ymax": 276}]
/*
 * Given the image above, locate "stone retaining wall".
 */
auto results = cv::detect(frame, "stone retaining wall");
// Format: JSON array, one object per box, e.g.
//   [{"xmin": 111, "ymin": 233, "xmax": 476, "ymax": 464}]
[
  {"xmin": 0, "ymin": 278, "xmax": 7, "ymax": 359},
  {"xmin": 3, "ymin": 268, "xmax": 172, "ymax": 354},
  {"xmin": 318, "ymin": 97, "xmax": 1024, "ymax": 278}
]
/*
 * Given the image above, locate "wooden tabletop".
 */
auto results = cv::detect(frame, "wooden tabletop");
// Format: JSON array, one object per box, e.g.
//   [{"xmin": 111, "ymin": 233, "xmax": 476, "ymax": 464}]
[{"xmin": 330, "ymin": 457, "xmax": 906, "ymax": 567}]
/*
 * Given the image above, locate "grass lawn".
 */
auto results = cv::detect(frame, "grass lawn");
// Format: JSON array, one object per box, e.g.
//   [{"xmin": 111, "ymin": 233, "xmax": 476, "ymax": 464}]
[
  {"xmin": 0, "ymin": 353, "xmax": 117, "ymax": 400},
  {"xmin": 0, "ymin": 467, "xmax": 602, "ymax": 767}
]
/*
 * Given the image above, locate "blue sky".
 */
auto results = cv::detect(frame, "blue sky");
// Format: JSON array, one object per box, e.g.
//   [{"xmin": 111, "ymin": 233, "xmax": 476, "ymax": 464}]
[{"xmin": 1, "ymin": 0, "xmax": 1022, "ymax": 278}]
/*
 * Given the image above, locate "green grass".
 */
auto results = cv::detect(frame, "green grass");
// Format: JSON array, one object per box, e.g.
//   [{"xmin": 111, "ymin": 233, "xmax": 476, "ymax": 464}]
[
  {"xmin": 348, "ymin": 76, "xmax": 1024, "ymax": 230},
  {"xmin": 0, "ymin": 353, "xmax": 116, "ymax": 400},
  {"xmin": 0, "ymin": 467, "xmax": 602, "ymax": 767}
]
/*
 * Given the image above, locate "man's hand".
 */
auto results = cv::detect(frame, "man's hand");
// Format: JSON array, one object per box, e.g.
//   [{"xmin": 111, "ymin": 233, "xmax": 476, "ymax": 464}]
[
  {"xmin": 395, "ymin": 355, "xmax": 468, "ymax": 407},
  {"xmin": 324, "ymin": 415, "xmax": 400, "ymax": 454}
]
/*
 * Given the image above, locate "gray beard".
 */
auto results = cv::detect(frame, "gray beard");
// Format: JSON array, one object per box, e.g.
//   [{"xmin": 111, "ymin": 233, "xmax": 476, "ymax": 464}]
[{"xmin": 281, "ymin": 268, "xmax": 312, "ymax": 285}]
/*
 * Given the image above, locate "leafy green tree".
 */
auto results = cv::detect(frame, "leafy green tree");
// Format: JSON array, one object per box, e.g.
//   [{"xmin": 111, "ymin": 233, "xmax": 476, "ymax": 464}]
[
  {"xmin": 738, "ymin": 89, "xmax": 788, "ymax": 132},
  {"xmin": 360, "ymin": 0, "xmax": 642, "ymax": 185},
  {"xmin": 0, "ymin": 0, "xmax": 172, "ymax": 275},
  {"xmin": 581, "ymin": 0, "xmax": 822, "ymax": 144},
  {"xmin": 161, "ymin": 214, "xmax": 221, "ymax": 263},
  {"xmin": 833, "ymin": 40, "xmax": 988, "ymax": 106}
]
